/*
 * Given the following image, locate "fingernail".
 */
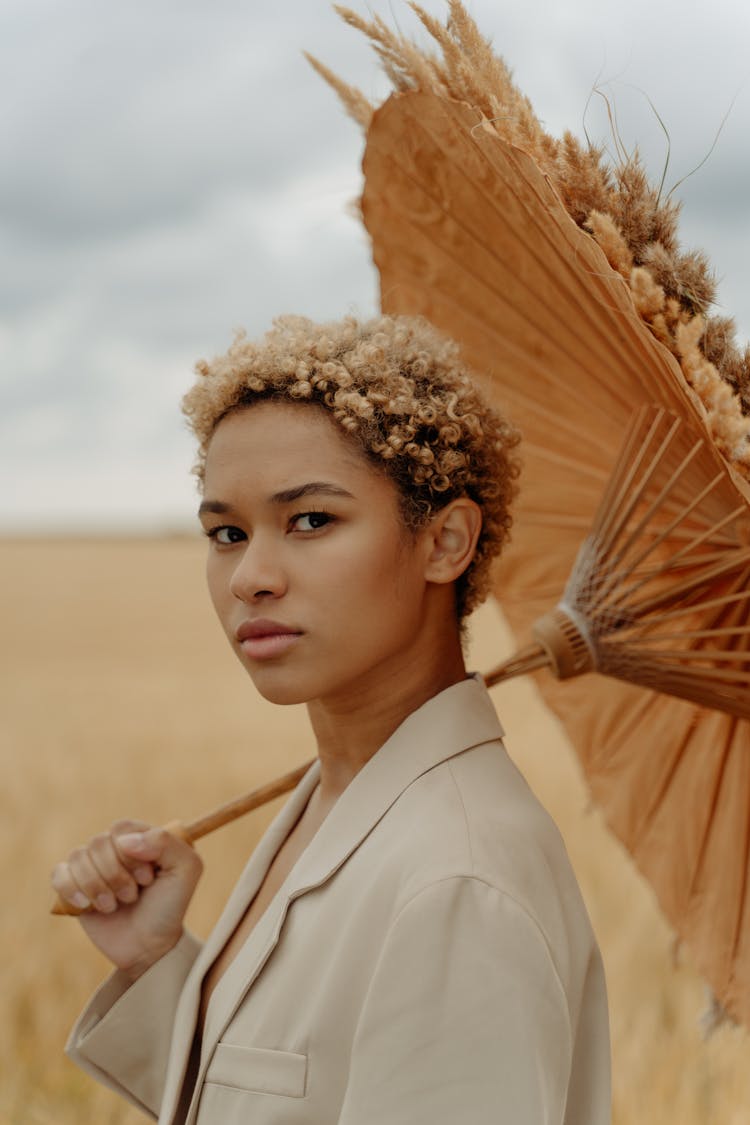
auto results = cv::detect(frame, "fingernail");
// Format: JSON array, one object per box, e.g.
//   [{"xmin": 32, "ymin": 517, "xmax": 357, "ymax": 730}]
[
  {"xmin": 95, "ymin": 892, "xmax": 116, "ymax": 913},
  {"xmin": 118, "ymin": 832, "xmax": 146, "ymax": 852},
  {"xmin": 133, "ymin": 865, "xmax": 153, "ymax": 885},
  {"xmin": 118, "ymin": 884, "xmax": 139, "ymax": 904},
  {"xmin": 72, "ymin": 892, "xmax": 90, "ymax": 910}
]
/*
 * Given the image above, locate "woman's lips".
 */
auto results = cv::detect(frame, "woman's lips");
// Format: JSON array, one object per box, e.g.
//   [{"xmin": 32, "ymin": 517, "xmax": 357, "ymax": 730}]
[{"xmin": 235, "ymin": 619, "xmax": 302, "ymax": 661}]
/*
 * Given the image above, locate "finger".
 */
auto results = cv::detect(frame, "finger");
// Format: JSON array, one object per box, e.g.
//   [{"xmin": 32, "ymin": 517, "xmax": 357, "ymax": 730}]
[
  {"xmin": 88, "ymin": 834, "xmax": 140, "ymax": 906},
  {"xmin": 109, "ymin": 823, "xmax": 158, "ymax": 886},
  {"xmin": 131, "ymin": 862, "xmax": 156, "ymax": 888},
  {"xmin": 50, "ymin": 861, "xmax": 92, "ymax": 913},
  {"xmin": 110, "ymin": 832, "xmax": 155, "ymax": 882},
  {"xmin": 58, "ymin": 846, "xmax": 115, "ymax": 913},
  {"xmin": 117, "ymin": 827, "xmax": 202, "ymax": 884},
  {"xmin": 117, "ymin": 827, "xmax": 191, "ymax": 866},
  {"xmin": 65, "ymin": 841, "xmax": 121, "ymax": 914},
  {"xmin": 111, "ymin": 818, "xmax": 151, "ymax": 835}
]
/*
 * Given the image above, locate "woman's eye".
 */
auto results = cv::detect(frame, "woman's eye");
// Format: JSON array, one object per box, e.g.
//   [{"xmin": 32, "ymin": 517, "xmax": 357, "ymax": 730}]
[
  {"xmin": 292, "ymin": 511, "xmax": 331, "ymax": 532},
  {"xmin": 207, "ymin": 525, "xmax": 246, "ymax": 545}
]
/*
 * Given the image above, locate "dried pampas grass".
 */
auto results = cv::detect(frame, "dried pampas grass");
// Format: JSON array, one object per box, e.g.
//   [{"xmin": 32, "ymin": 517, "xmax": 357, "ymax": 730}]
[{"xmin": 310, "ymin": 0, "xmax": 750, "ymax": 476}]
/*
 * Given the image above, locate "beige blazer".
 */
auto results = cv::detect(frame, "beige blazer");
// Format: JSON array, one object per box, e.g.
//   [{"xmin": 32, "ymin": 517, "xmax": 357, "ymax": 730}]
[{"xmin": 67, "ymin": 676, "xmax": 611, "ymax": 1124}]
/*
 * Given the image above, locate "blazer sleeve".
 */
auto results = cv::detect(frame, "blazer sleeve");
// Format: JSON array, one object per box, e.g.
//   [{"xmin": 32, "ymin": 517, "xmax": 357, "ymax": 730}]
[
  {"xmin": 336, "ymin": 876, "xmax": 576, "ymax": 1125},
  {"xmin": 65, "ymin": 930, "xmax": 202, "ymax": 1119}
]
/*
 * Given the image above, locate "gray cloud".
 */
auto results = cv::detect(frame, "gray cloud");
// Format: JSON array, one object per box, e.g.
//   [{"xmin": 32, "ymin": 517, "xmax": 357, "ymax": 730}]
[{"xmin": 3, "ymin": 0, "xmax": 749, "ymax": 531}]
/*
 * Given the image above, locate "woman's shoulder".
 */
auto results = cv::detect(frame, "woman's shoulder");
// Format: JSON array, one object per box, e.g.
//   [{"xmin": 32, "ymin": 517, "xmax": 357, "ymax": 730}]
[
  {"xmin": 393, "ymin": 738, "xmax": 565, "ymax": 867},
  {"xmin": 374, "ymin": 739, "xmax": 592, "ymax": 951}
]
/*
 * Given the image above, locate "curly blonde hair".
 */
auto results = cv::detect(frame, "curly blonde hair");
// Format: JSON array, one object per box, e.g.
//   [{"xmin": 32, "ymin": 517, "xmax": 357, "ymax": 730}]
[{"xmin": 182, "ymin": 314, "xmax": 520, "ymax": 619}]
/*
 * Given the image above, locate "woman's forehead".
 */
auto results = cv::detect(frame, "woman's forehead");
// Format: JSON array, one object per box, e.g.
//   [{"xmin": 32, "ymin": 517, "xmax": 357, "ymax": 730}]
[{"xmin": 204, "ymin": 401, "xmax": 384, "ymax": 494}]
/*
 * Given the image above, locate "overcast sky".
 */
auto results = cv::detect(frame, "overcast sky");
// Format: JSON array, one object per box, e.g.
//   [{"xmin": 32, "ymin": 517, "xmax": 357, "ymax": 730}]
[{"xmin": 3, "ymin": 0, "xmax": 749, "ymax": 533}]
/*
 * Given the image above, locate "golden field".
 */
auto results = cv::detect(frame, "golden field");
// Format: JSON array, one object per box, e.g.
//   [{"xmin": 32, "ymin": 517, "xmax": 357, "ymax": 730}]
[{"xmin": 1, "ymin": 535, "xmax": 748, "ymax": 1124}]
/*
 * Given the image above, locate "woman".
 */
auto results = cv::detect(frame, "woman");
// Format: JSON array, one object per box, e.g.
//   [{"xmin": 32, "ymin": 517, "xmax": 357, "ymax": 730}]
[{"xmin": 52, "ymin": 314, "xmax": 610, "ymax": 1124}]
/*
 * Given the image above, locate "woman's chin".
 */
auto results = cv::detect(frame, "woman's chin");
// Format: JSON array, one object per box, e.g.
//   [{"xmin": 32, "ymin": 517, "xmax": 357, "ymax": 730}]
[{"xmin": 243, "ymin": 665, "xmax": 317, "ymax": 708}]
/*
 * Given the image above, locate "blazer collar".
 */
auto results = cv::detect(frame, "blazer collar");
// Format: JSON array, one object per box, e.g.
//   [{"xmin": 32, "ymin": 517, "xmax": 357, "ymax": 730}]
[
  {"xmin": 167, "ymin": 674, "xmax": 502, "ymax": 1124},
  {"xmin": 159, "ymin": 765, "xmax": 321, "ymax": 1124},
  {"xmin": 279, "ymin": 673, "xmax": 503, "ymax": 898}
]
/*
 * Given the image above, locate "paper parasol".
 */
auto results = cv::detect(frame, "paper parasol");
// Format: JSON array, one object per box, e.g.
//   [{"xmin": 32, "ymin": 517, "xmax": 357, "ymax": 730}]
[{"xmin": 311, "ymin": 9, "xmax": 750, "ymax": 1027}]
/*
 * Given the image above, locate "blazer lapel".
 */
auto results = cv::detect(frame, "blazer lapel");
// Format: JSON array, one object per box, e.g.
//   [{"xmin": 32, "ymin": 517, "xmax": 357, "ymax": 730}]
[
  {"xmin": 158, "ymin": 761, "xmax": 321, "ymax": 1125},
  {"xmin": 173, "ymin": 675, "xmax": 503, "ymax": 1123},
  {"xmin": 193, "ymin": 677, "xmax": 503, "ymax": 1071}
]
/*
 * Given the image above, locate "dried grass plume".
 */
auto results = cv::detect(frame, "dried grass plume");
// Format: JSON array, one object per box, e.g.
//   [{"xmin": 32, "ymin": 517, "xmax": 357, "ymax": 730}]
[{"xmin": 309, "ymin": 1, "xmax": 750, "ymax": 476}]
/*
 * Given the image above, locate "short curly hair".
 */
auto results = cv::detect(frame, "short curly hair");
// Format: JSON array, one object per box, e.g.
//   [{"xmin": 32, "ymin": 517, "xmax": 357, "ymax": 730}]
[{"xmin": 182, "ymin": 314, "xmax": 520, "ymax": 619}]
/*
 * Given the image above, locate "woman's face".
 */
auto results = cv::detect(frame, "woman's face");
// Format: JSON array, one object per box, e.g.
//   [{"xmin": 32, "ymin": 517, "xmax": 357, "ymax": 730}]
[{"xmin": 200, "ymin": 401, "xmax": 438, "ymax": 708}]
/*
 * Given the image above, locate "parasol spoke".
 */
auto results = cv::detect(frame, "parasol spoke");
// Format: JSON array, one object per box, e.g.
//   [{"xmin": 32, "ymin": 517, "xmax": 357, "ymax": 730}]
[
  {"xmin": 592, "ymin": 409, "xmax": 681, "ymax": 557},
  {"xmin": 622, "ymin": 547, "xmax": 750, "ymax": 618},
  {"xmin": 631, "ymin": 625, "xmax": 750, "ymax": 643},
  {"xmin": 619, "ymin": 649, "xmax": 750, "ymax": 672},
  {"xmin": 629, "ymin": 587, "xmax": 750, "ymax": 624},
  {"xmin": 599, "ymin": 455, "xmax": 723, "ymax": 586}
]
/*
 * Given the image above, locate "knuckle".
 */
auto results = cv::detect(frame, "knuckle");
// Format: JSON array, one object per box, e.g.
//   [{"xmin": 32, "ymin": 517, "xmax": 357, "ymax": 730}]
[
  {"xmin": 114, "ymin": 882, "xmax": 139, "ymax": 904},
  {"xmin": 111, "ymin": 818, "xmax": 149, "ymax": 834},
  {"xmin": 108, "ymin": 867, "xmax": 134, "ymax": 892},
  {"xmin": 76, "ymin": 871, "xmax": 104, "ymax": 896},
  {"xmin": 50, "ymin": 863, "xmax": 69, "ymax": 891},
  {"xmin": 145, "ymin": 828, "xmax": 172, "ymax": 857}
]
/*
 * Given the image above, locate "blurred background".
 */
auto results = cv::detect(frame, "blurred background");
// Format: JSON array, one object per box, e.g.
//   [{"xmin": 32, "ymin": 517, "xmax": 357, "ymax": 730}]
[{"xmin": 3, "ymin": 2, "xmax": 750, "ymax": 1122}]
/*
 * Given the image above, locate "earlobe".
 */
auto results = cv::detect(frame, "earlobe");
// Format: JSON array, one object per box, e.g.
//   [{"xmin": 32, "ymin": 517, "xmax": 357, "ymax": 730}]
[{"xmin": 424, "ymin": 498, "xmax": 482, "ymax": 586}]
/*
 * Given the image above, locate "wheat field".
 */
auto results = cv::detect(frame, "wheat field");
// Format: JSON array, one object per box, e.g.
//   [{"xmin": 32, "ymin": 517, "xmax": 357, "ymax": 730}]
[{"xmin": 1, "ymin": 536, "xmax": 748, "ymax": 1124}]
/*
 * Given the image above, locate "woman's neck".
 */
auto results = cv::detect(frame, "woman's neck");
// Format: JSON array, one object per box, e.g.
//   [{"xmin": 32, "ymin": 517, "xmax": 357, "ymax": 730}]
[{"xmin": 306, "ymin": 616, "xmax": 467, "ymax": 805}]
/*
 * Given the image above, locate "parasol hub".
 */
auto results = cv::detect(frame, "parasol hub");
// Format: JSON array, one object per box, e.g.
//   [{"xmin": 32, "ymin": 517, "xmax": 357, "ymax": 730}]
[{"xmin": 532, "ymin": 605, "xmax": 596, "ymax": 680}]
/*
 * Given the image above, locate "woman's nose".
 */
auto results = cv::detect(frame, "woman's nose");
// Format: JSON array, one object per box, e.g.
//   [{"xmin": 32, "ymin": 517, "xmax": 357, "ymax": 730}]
[{"xmin": 229, "ymin": 539, "xmax": 287, "ymax": 602}]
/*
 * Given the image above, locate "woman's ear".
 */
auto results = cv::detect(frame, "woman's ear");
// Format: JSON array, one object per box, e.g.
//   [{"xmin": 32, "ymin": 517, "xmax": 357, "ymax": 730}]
[{"xmin": 422, "ymin": 498, "xmax": 482, "ymax": 586}]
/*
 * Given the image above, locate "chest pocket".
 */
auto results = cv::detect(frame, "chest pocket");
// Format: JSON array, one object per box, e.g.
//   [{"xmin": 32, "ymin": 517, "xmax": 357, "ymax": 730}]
[{"xmin": 203, "ymin": 1043, "xmax": 307, "ymax": 1098}]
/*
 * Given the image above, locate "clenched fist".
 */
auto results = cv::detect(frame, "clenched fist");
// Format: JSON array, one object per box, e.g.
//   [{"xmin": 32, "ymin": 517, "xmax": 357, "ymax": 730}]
[{"xmin": 51, "ymin": 821, "xmax": 203, "ymax": 981}]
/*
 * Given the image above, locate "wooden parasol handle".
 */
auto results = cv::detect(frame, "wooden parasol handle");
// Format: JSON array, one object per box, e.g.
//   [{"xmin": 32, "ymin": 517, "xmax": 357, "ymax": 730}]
[{"xmin": 51, "ymin": 760, "xmax": 315, "ymax": 917}]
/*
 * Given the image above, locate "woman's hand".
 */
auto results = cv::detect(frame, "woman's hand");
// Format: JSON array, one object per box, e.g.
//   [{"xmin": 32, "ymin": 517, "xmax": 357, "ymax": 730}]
[{"xmin": 50, "ymin": 820, "xmax": 203, "ymax": 981}]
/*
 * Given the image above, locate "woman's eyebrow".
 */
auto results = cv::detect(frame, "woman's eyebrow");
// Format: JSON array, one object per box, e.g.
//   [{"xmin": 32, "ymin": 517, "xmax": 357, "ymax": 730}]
[
  {"xmin": 270, "ymin": 482, "xmax": 355, "ymax": 504},
  {"xmin": 198, "ymin": 499, "xmax": 231, "ymax": 516},
  {"xmin": 198, "ymin": 483, "xmax": 355, "ymax": 517}
]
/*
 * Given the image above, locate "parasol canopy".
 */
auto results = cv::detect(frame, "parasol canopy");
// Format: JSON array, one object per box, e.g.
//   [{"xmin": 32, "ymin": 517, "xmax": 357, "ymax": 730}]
[{"xmin": 312, "ymin": 4, "xmax": 750, "ymax": 1028}]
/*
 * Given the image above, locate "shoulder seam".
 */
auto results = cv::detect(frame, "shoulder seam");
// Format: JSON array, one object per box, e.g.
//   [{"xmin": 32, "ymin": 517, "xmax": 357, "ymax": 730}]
[{"xmin": 390, "ymin": 873, "xmax": 573, "ymax": 1014}]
